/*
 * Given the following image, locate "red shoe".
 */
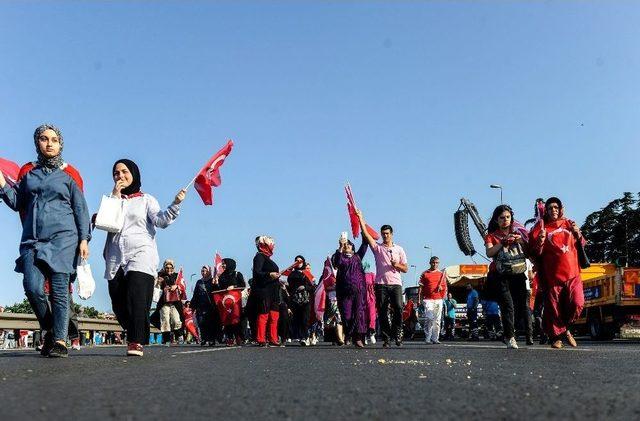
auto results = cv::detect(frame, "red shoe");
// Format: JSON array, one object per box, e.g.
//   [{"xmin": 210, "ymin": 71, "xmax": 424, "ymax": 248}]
[
  {"xmin": 226, "ymin": 339, "xmax": 235, "ymax": 347},
  {"xmin": 127, "ymin": 342, "xmax": 144, "ymax": 356}
]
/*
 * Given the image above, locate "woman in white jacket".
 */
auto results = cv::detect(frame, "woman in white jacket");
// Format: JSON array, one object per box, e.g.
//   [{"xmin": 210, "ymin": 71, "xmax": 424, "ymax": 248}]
[{"xmin": 104, "ymin": 159, "xmax": 186, "ymax": 356}]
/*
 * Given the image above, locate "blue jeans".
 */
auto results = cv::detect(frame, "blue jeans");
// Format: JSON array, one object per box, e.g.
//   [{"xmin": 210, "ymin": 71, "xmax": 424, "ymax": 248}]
[{"xmin": 22, "ymin": 249, "xmax": 70, "ymax": 342}]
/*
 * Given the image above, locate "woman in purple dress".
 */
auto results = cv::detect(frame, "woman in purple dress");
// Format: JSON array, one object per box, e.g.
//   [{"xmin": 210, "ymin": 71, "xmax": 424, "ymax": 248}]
[{"xmin": 332, "ymin": 236, "xmax": 368, "ymax": 348}]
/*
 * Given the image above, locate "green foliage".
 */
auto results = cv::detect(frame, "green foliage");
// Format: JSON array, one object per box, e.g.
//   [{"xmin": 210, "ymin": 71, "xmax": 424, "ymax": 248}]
[
  {"xmin": 72, "ymin": 303, "xmax": 101, "ymax": 318},
  {"xmin": 2, "ymin": 299, "xmax": 101, "ymax": 318},
  {"xmin": 82, "ymin": 306, "xmax": 100, "ymax": 319},
  {"xmin": 581, "ymin": 192, "xmax": 640, "ymax": 267},
  {"xmin": 4, "ymin": 298, "xmax": 33, "ymax": 314}
]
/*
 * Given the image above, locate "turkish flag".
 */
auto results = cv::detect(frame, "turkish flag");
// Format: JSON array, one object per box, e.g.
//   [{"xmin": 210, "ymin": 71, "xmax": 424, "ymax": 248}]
[
  {"xmin": 0, "ymin": 157, "xmax": 20, "ymax": 187},
  {"xmin": 214, "ymin": 252, "xmax": 223, "ymax": 276},
  {"xmin": 280, "ymin": 261, "xmax": 300, "ymax": 278},
  {"xmin": 176, "ymin": 268, "xmax": 187, "ymax": 300},
  {"xmin": 345, "ymin": 183, "xmax": 380, "ymax": 240},
  {"xmin": 182, "ymin": 306, "xmax": 200, "ymax": 342},
  {"xmin": 193, "ymin": 140, "xmax": 234, "ymax": 205},
  {"xmin": 212, "ymin": 289, "xmax": 243, "ymax": 326}
]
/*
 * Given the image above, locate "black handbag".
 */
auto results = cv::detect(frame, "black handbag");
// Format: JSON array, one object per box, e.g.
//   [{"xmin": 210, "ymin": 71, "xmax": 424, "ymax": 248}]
[{"xmin": 576, "ymin": 238, "xmax": 591, "ymax": 269}]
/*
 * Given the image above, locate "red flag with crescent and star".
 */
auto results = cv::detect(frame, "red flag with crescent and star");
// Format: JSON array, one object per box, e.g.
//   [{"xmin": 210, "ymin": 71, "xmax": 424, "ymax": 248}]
[
  {"xmin": 0, "ymin": 158, "xmax": 20, "ymax": 187},
  {"xmin": 213, "ymin": 252, "xmax": 223, "ymax": 277},
  {"xmin": 176, "ymin": 268, "xmax": 187, "ymax": 300},
  {"xmin": 212, "ymin": 288, "xmax": 243, "ymax": 326},
  {"xmin": 182, "ymin": 306, "xmax": 200, "ymax": 342},
  {"xmin": 193, "ymin": 140, "xmax": 234, "ymax": 205}
]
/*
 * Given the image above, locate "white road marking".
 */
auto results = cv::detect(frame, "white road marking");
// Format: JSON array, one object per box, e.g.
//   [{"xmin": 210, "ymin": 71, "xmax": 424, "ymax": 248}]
[
  {"xmin": 174, "ymin": 346, "xmax": 240, "ymax": 355},
  {"xmin": 442, "ymin": 343, "xmax": 595, "ymax": 352}
]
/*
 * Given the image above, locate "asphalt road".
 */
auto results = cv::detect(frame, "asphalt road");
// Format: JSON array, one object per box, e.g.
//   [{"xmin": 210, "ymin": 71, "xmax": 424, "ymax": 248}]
[{"xmin": 1, "ymin": 340, "xmax": 639, "ymax": 420}]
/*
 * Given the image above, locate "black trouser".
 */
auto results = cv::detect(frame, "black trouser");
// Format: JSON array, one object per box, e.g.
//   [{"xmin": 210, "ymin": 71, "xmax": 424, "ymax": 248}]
[
  {"xmin": 467, "ymin": 309, "xmax": 479, "ymax": 338},
  {"xmin": 484, "ymin": 314, "xmax": 503, "ymax": 338},
  {"xmin": 223, "ymin": 323, "xmax": 242, "ymax": 341},
  {"xmin": 278, "ymin": 302, "xmax": 290, "ymax": 341},
  {"xmin": 532, "ymin": 289, "xmax": 546, "ymax": 340},
  {"xmin": 108, "ymin": 269, "xmax": 155, "ymax": 345},
  {"xmin": 68, "ymin": 298, "xmax": 80, "ymax": 341},
  {"xmin": 290, "ymin": 302, "xmax": 311, "ymax": 340},
  {"xmin": 375, "ymin": 284, "xmax": 403, "ymax": 342},
  {"xmin": 495, "ymin": 273, "xmax": 533, "ymax": 340},
  {"xmin": 513, "ymin": 287, "xmax": 533, "ymax": 339},
  {"xmin": 195, "ymin": 310, "xmax": 216, "ymax": 342},
  {"xmin": 444, "ymin": 316, "xmax": 455, "ymax": 338}
]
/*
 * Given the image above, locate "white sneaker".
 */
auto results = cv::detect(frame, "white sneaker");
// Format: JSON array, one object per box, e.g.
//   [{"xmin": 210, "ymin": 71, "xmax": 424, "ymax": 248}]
[
  {"xmin": 369, "ymin": 334, "xmax": 376, "ymax": 345},
  {"xmin": 507, "ymin": 337, "xmax": 519, "ymax": 349},
  {"xmin": 431, "ymin": 339, "xmax": 441, "ymax": 344},
  {"xmin": 310, "ymin": 337, "xmax": 318, "ymax": 346}
]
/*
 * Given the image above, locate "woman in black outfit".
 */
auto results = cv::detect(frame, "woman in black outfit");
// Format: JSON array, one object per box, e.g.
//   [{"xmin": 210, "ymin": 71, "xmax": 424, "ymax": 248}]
[
  {"xmin": 278, "ymin": 280, "xmax": 291, "ymax": 344},
  {"xmin": 215, "ymin": 258, "xmax": 246, "ymax": 346},
  {"xmin": 252, "ymin": 236, "xmax": 281, "ymax": 346},
  {"xmin": 190, "ymin": 266, "xmax": 216, "ymax": 346},
  {"xmin": 287, "ymin": 255, "xmax": 315, "ymax": 346},
  {"xmin": 484, "ymin": 205, "xmax": 533, "ymax": 349}
]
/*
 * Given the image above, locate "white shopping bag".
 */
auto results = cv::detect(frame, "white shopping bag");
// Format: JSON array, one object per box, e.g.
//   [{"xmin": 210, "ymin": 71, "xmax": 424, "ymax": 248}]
[
  {"xmin": 77, "ymin": 259, "xmax": 96, "ymax": 300},
  {"xmin": 94, "ymin": 195, "xmax": 125, "ymax": 233},
  {"xmin": 152, "ymin": 287, "xmax": 162, "ymax": 303}
]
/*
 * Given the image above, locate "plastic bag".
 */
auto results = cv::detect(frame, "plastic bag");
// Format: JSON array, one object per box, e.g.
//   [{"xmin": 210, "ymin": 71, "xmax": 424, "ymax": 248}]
[
  {"xmin": 152, "ymin": 287, "xmax": 162, "ymax": 303},
  {"xmin": 77, "ymin": 259, "xmax": 96, "ymax": 300},
  {"xmin": 95, "ymin": 195, "xmax": 125, "ymax": 233}
]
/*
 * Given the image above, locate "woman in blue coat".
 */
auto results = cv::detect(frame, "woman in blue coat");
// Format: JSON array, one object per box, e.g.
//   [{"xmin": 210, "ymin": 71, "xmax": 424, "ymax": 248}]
[{"xmin": 0, "ymin": 124, "xmax": 91, "ymax": 358}]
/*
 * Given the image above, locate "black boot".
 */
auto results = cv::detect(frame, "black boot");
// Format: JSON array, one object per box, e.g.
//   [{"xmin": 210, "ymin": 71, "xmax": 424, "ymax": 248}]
[{"xmin": 40, "ymin": 331, "xmax": 54, "ymax": 357}]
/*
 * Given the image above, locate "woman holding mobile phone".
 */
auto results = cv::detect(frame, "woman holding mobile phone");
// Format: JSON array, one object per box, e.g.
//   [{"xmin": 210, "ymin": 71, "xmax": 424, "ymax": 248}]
[{"xmin": 103, "ymin": 159, "xmax": 186, "ymax": 357}]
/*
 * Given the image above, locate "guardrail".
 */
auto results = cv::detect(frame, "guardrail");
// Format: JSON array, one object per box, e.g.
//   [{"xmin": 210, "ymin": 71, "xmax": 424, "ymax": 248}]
[{"xmin": 0, "ymin": 313, "xmax": 158, "ymax": 333}]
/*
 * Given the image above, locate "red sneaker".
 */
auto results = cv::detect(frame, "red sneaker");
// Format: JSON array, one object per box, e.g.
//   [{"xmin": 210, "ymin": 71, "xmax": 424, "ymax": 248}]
[{"xmin": 127, "ymin": 342, "xmax": 144, "ymax": 356}]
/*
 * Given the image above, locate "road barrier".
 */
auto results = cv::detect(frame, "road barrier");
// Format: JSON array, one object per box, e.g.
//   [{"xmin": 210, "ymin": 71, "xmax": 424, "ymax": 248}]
[{"xmin": 0, "ymin": 312, "xmax": 158, "ymax": 333}]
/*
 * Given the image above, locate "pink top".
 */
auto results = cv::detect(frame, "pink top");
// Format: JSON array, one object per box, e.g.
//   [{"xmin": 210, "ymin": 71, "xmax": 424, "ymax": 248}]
[{"xmin": 370, "ymin": 242, "xmax": 407, "ymax": 286}]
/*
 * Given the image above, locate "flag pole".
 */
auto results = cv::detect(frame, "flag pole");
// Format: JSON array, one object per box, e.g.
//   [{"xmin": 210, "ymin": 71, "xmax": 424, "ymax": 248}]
[{"xmin": 184, "ymin": 174, "xmax": 198, "ymax": 191}]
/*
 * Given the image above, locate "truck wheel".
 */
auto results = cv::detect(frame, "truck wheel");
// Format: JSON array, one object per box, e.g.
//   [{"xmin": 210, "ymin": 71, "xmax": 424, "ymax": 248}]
[
  {"xmin": 588, "ymin": 316, "xmax": 603, "ymax": 340},
  {"xmin": 588, "ymin": 316, "xmax": 613, "ymax": 341}
]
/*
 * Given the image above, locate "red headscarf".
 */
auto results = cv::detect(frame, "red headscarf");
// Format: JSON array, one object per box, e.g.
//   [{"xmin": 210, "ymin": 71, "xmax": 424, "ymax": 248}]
[
  {"xmin": 256, "ymin": 236, "xmax": 275, "ymax": 257},
  {"xmin": 258, "ymin": 243, "xmax": 274, "ymax": 257}
]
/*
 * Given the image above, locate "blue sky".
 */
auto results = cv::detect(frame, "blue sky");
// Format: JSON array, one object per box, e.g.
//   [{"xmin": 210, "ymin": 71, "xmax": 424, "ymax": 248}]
[{"xmin": 1, "ymin": 1, "xmax": 639, "ymax": 311}]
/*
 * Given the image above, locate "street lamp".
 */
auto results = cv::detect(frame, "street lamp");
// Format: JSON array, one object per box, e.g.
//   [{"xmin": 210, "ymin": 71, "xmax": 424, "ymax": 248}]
[{"xmin": 490, "ymin": 184, "xmax": 503, "ymax": 204}]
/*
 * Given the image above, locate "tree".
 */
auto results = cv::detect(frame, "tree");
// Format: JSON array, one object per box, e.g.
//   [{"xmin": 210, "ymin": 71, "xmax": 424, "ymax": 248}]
[
  {"xmin": 82, "ymin": 306, "xmax": 100, "ymax": 319},
  {"xmin": 73, "ymin": 304, "xmax": 100, "ymax": 318},
  {"xmin": 4, "ymin": 298, "xmax": 33, "ymax": 314},
  {"xmin": 581, "ymin": 192, "xmax": 640, "ymax": 267}
]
